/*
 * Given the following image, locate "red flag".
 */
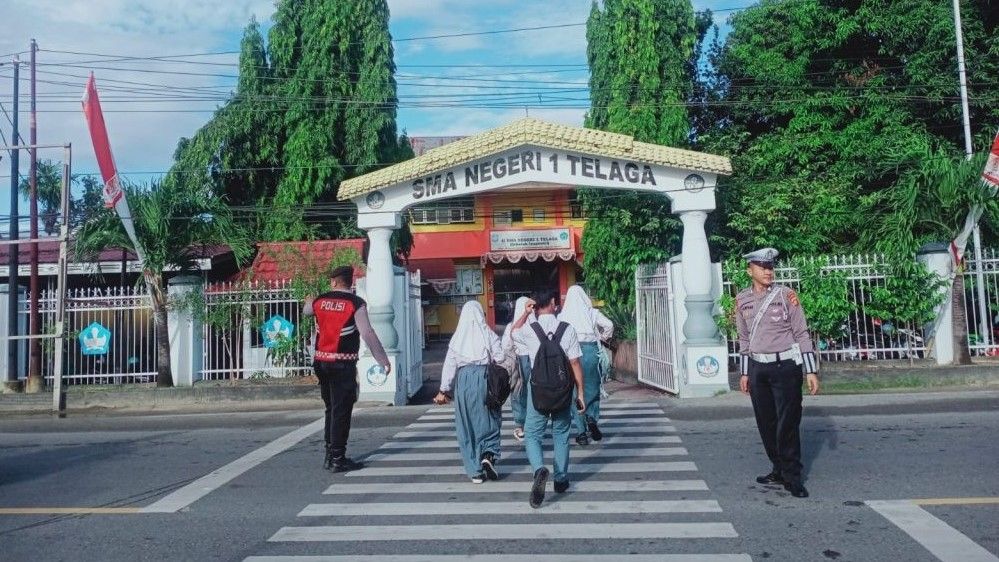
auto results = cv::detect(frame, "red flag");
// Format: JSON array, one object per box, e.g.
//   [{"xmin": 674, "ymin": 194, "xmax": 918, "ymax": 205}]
[
  {"xmin": 82, "ymin": 73, "xmax": 123, "ymax": 209},
  {"xmin": 982, "ymin": 130, "xmax": 999, "ymax": 189},
  {"xmin": 81, "ymin": 73, "xmax": 145, "ymax": 263},
  {"xmin": 950, "ymin": 129, "xmax": 999, "ymax": 265}
]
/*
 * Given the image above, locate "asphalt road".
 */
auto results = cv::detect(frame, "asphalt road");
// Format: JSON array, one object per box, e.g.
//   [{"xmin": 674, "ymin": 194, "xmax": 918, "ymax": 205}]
[{"xmin": 1, "ymin": 391, "xmax": 997, "ymax": 562}]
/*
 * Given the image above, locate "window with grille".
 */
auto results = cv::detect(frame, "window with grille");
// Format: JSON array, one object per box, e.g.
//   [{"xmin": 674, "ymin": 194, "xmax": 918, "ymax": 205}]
[{"xmin": 409, "ymin": 198, "xmax": 475, "ymax": 224}]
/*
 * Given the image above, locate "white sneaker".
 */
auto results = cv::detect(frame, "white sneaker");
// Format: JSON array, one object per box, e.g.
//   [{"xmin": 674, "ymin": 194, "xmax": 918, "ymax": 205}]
[{"xmin": 471, "ymin": 475, "xmax": 485, "ymax": 484}]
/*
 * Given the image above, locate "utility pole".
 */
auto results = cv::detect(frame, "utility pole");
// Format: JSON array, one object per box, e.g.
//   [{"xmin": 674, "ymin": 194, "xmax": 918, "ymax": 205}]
[
  {"xmin": 26, "ymin": 39, "xmax": 42, "ymax": 392},
  {"xmin": 6, "ymin": 57, "xmax": 21, "ymax": 387},
  {"xmin": 951, "ymin": 0, "xmax": 989, "ymax": 350}
]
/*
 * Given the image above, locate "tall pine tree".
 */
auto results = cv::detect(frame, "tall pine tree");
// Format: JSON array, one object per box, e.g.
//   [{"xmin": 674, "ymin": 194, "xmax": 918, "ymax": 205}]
[{"xmin": 582, "ymin": 0, "xmax": 699, "ymax": 307}]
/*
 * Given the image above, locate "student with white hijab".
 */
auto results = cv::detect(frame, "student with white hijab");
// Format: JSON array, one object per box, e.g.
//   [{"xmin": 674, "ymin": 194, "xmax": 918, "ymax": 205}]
[
  {"xmin": 434, "ymin": 301, "xmax": 505, "ymax": 483},
  {"xmin": 502, "ymin": 296, "xmax": 535, "ymax": 441},
  {"xmin": 559, "ymin": 285, "xmax": 614, "ymax": 445}
]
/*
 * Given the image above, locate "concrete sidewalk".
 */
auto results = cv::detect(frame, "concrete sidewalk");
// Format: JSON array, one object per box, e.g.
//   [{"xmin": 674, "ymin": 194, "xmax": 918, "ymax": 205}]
[{"xmin": 2, "ymin": 342, "xmax": 998, "ymax": 415}]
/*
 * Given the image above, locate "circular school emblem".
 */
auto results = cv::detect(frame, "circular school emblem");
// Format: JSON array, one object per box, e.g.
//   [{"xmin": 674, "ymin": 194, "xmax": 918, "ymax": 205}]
[
  {"xmin": 366, "ymin": 364, "xmax": 388, "ymax": 386},
  {"xmin": 695, "ymin": 355, "xmax": 720, "ymax": 378},
  {"xmin": 684, "ymin": 173, "xmax": 705, "ymax": 193},
  {"xmin": 366, "ymin": 191, "xmax": 385, "ymax": 209}
]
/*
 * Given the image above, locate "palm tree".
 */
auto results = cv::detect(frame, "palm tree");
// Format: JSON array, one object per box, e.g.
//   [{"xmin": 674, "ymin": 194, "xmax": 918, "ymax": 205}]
[
  {"xmin": 74, "ymin": 180, "xmax": 252, "ymax": 386},
  {"xmin": 19, "ymin": 159, "xmax": 62, "ymax": 235},
  {"xmin": 866, "ymin": 142, "xmax": 997, "ymax": 364}
]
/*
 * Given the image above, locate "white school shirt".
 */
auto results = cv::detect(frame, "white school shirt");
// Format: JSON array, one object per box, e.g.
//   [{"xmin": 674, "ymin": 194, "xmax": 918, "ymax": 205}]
[
  {"xmin": 568, "ymin": 308, "xmax": 614, "ymax": 343},
  {"xmin": 439, "ymin": 332, "xmax": 503, "ymax": 393},
  {"xmin": 513, "ymin": 313, "xmax": 583, "ymax": 367}
]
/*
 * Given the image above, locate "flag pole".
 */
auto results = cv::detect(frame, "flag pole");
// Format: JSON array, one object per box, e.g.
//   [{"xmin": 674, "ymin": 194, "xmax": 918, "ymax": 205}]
[{"xmin": 951, "ymin": 0, "xmax": 989, "ymax": 349}]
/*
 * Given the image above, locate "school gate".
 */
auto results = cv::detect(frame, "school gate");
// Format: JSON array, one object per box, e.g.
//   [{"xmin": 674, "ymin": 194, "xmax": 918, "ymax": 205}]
[
  {"xmin": 342, "ymin": 118, "xmax": 733, "ymax": 403},
  {"xmin": 635, "ymin": 258, "xmax": 729, "ymax": 397}
]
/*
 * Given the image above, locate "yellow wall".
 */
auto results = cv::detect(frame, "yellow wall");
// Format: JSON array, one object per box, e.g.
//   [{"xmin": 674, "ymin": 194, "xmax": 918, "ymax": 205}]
[
  {"xmin": 489, "ymin": 191, "xmax": 560, "ymax": 228},
  {"xmin": 427, "ymin": 294, "xmax": 487, "ymax": 335}
]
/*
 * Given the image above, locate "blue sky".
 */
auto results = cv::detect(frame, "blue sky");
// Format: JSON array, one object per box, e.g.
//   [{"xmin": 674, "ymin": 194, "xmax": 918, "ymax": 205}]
[{"xmin": 0, "ymin": 0, "xmax": 739, "ymax": 204}]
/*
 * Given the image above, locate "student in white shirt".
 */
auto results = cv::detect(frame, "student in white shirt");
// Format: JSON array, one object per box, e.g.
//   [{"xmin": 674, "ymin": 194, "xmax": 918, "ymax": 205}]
[
  {"xmin": 559, "ymin": 285, "xmax": 614, "ymax": 445},
  {"xmin": 434, "ymin": 301, "xmax": 505, "ymax": 483},
  {"xmin": 502, "ymin": 296, "xmax": 534, "ymax": 441},
  {"xmin": 512, "ymin": 288, "xmax": 586, "ymax": 508}
]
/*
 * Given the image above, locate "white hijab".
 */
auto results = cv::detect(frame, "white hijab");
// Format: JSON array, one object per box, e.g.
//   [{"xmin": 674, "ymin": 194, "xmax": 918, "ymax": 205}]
[
  {"xmin": 512, "ymin": 296, "xmax": 534, "ymax": 327},
  {"xmin": 559, "ymin": 285, "xmax": 598, "ymax": 338},
  {"xmin": 449, "ymin": 300, "xmax": 495, "ymax": 363}
]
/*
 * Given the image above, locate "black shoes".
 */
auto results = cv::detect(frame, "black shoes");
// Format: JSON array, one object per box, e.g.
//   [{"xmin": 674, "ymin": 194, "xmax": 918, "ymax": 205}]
[
  {"xmin": 480, "ymin": 453, "xmax": 499, "ymax": 481},
  {"xmin": 322, "ymin": 444, "xmax": 334, "ymax": 470},
  {"xmin": 785, "ymin": 480, "xmax": 809, "ymax": 498},
  {"xmin": 575, "ymin": 432, "xmax": 590, "ymax": 446},
  {"xmin": 329, "ymin": 456, "xmax": 364, "ymax": 473},
  {"xmin": 554, "ymin": 479, "xmax": 570, "ymax": 494},
  {"xmin": 755, "ymin": 471, "xmax": 785, "ymax": 485},
  {"xmin": 529, "ymin": 468, "xmax": 549, "ymax": 508},
  {"xmin": 586, "ymin": 416, "xmax": 602, "ymax": 441}
]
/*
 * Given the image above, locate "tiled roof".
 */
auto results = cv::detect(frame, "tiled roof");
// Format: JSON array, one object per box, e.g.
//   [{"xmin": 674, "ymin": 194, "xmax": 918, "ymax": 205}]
[
  {"xmin": 0, "ymin": 241, "xmax": 229, "ymax": 265},
  {"xmin": 339, "ymin": 118, "xmax": 733, "ymax": 199},
  {"xmin": 245, "ymin": 240, "xmax": 366, "ymax": 282}
]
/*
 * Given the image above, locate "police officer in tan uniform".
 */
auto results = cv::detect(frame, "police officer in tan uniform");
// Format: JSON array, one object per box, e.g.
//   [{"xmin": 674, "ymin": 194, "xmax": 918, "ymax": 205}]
[{"xmin": 736, "ymin": 248, "xmax": 819, "ymax": 498}]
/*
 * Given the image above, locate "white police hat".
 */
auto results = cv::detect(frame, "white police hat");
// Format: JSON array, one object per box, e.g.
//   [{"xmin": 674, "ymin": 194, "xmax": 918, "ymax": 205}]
[{"xmin": 743, "ymin": 247, "xmax": 779, "ymax": 266}]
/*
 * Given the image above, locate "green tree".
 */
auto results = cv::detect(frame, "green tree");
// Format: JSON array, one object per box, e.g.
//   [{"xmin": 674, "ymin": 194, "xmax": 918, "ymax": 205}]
[
  {"xmin": 864, "ymin": 142, "xmax": 998, "ymax": 364},
  {"xmin": 582, "ymin": 0, "xmax": 699, "ymax": 308},
  {"xmin": 19, "ymin": 159, "xmax": 61, "ymax": 235},
  {"xmin": 75, "ymin": 181, "xmax": 252, "ymax": 386},
  {"xmin": 701, "ymin": 0, "xmax": 998, "ymax": 257},
  {"xmin": 169, "ymin": 2, "xmax": 410, "ymax": 240},
  {"xmin": 864, "ymin": 258, "xmax": 947, "ymax": 364}
]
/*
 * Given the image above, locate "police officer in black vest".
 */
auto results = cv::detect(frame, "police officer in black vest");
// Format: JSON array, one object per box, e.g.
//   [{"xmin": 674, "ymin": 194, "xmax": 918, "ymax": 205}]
[{"xmin": 304, "ymin": 266, "xmax": 390, "ymax": 472}]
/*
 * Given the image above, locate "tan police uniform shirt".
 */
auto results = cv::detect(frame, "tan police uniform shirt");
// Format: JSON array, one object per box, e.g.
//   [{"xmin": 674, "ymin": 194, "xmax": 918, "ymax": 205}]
[{"xmin": 735, "ymin": 284, "xmax": 817, "ymax": 375}]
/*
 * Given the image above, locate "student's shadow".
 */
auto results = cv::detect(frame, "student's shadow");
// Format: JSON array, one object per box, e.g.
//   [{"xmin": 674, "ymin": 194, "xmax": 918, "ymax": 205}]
[{"xmin": 800, "ymin": 404, "xmax": 839, "ymax": 483}]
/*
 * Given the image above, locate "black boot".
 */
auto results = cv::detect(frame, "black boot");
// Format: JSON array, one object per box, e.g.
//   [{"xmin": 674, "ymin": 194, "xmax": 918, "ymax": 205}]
[
  {"xmin": 323, "ymin": 444, "xmax": 334, "ymax": 470},
  {"xmin": 330, "ymin": 456, "xmax": 364, "ymax": 473}
]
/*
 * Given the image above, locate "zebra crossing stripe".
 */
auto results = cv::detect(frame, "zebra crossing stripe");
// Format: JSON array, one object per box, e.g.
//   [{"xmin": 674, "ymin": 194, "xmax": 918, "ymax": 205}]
[
  {"xmin": 364, "ymin": 447, "xmax": 688, "ymax": 462},
  {"xmin": 407, "ymin": 419, "xmax": 672, "ymax": 430},
  {"xmin": 418, "ymin": 409, "xmax": 665, "ymax": 421},
  {"xmin": 298, "ymin": 499, "xmax": 722, "ymax": 516},
  {"xmin": 377, "ymin": 435, "xmax": 683, "ymax": 449},
  {"xmin": 395, "ymin": 425, "xmax": 677, "ymax": 438},
  {"xmin": 323, "ymin": 479, "xmax": 710, "ymax": 494},
  {"xmin": 246, "ymin": 555, "xmax": 753, "ymax": 561},
  {"xmin": 432, "ymin": 402, "xmax": 661, "ymax": 414},
  {"xmin": 346, "ymin": 461, "xmax": 697, "ymax": 477},
  {"xmin": 268, "ymin": 522, "xmax": 739, "ymax": 541}
]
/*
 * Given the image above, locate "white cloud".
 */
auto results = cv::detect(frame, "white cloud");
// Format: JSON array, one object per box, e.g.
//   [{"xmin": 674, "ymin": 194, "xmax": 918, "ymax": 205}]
[{"xmin": 0, "ymin": 0, "xmax": 275, "ymax": 182}]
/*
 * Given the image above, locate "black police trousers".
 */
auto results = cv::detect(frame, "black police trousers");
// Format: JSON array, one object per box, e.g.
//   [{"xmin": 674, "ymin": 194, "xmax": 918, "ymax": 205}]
[
  {"xmin": 315, "ymin": 360, "xmax": 359, "ymax": 458},
  {"xmin": 748, "ymin": 358, "xmax": 804, "ymax": 482}
]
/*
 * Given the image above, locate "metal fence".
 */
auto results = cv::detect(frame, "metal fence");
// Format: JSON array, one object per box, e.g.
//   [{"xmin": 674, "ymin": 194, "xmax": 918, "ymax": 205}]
[
  {"xmin": 201, "ymin": 280, "xmax": 312, "ymax": 381},
  {"xmin": 964, "ymin": 247, "xmax": 999, "ymax": 357},
  {"xmin": 722, "ymin": 254, "xmax": 928, "ymax": 362},
  {"xmin": 33, "ymin": 286, "xmax": 160, "ymax": 385},
  {"xmin": 636, "ymin": 262, "xmax": 678, "ymax": 393}
]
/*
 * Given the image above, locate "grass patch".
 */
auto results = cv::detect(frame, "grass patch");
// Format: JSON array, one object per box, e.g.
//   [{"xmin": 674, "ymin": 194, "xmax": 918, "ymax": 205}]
[{"xmin": 820, "ymin": 375, "xmax": 986, "ymax": 394}]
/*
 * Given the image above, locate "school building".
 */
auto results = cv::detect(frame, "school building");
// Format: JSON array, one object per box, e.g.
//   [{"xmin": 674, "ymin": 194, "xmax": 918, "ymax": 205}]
[{"xmin": 406, "ymin": 136, "xmax": 586, "ymax": 335}]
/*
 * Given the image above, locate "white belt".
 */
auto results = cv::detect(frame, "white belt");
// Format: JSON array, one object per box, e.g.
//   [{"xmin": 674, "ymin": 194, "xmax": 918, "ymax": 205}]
[{"xmin": 751, "ymin": 350, "xmax": 793, "ymax": 364}]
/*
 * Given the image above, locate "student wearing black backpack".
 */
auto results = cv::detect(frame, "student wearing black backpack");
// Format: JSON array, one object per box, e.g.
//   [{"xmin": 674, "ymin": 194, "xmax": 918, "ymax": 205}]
[
  {"xmin": 433, "ymin": 301, "xmax": 506, "ymax": 483},
  {"xmin": 512, "ymin": 288, "xmax": 586, "ymax": 508}
]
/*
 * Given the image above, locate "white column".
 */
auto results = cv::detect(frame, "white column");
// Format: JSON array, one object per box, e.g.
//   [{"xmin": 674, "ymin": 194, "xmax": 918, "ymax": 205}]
[
  {"xmin": 677, "ymin": 210, "xmax": 720, "ymax": 345},
  {"xmin": 917, "ymin": 244, "xmax": 954, "ymax": 365},
  {"xmin": 167, "ymin": 275, "xmax": 204, "ymax": 387},
  {"xmin": 364, "ymin": 226, "xmax": 399, "ymax": 351}
]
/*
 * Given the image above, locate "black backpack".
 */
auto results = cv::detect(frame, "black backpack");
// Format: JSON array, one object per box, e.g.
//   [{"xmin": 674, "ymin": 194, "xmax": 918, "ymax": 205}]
[
  {"xmin": 484, "ymin": 360, "xmax": 511, "ymax": 411},
  {"xmin": 529, "ymin": 321, "xmax": 573, "ymax": 415},
  {"xmin": 483, "ymin": 336, "xmax": 511, "ymax": 411}
]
